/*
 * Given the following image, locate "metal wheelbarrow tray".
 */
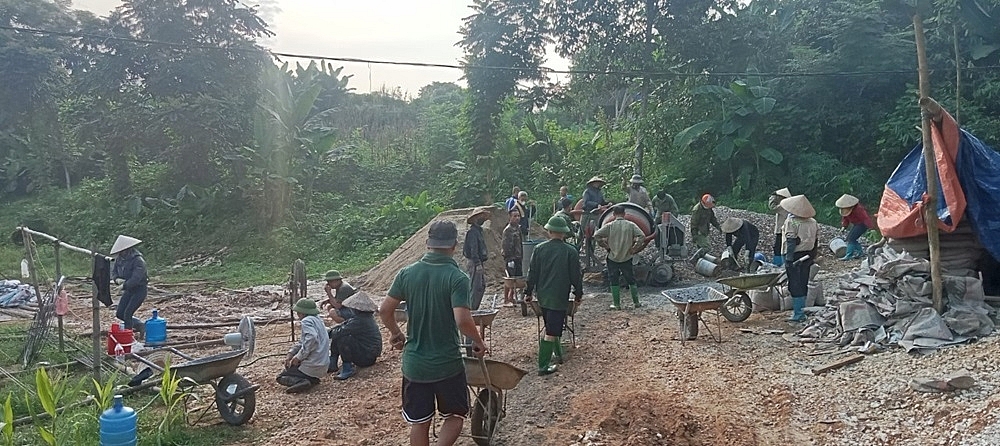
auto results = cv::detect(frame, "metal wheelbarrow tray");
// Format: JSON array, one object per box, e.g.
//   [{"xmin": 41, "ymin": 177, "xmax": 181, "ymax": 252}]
[
  {"xmin": 661, "ymin": 287, "xmax": 728, "ymax": 343},
  {"xmin": 716, "ymin": 271, "xmax": 787, "ymax": 322}
]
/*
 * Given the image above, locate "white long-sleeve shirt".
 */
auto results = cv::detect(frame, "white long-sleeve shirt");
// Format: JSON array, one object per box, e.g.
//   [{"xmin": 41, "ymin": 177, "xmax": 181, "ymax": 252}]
[{"xmin": 288, "ymin": 315, "xmax": 331, "ymax": 379}]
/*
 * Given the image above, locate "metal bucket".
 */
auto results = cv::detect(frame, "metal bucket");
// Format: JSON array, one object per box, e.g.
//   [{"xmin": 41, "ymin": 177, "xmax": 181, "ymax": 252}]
[
  {"xmin": 694, "ymin": 258, "xmax": 718, "ymax": 277},
  {"xmin": 702, "ymin": 253, "xmax": 718, "ymax": 263},
  {"xmin": 829, "ymin": 238, "xmax": 847, "ymax": 258},
  {"xmin": 521, "ymin": 239, "xmax": 542, "ymax": 275}
]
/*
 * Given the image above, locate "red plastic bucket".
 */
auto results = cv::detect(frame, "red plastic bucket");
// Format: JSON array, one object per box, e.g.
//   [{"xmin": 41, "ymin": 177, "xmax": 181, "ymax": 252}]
[{"xmin": 107, "ymin": 323, "xmax": 134, "ymax": 356}]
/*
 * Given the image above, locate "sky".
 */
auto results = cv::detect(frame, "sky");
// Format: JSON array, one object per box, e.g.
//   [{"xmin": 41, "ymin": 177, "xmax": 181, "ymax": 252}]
[{"xmin": 71, "ymin": 0, "xmax": 569, "ymax": 97}]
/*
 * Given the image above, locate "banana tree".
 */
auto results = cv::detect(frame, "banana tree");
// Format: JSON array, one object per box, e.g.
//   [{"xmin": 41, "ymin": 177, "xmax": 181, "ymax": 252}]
[{"xmin": 673, "ymin": 78, "xmax": 783, "ymax": 195}]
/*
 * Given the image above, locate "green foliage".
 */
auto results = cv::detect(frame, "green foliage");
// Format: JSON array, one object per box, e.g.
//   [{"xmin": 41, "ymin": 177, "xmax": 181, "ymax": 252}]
[
  {"xmin": 2, "ymin": 393, "xmax": 12, "ymax": 446},
  {"xmin": 27, "ymin": 368, "xmax": 73, "ymax": 446},
  {"xmin": 156, "ymin": 356, "xmax": 193, "ymax": 441},
  {"xmin": 89, "ymin": 376, "xmax": 117, "ymax": 417}
]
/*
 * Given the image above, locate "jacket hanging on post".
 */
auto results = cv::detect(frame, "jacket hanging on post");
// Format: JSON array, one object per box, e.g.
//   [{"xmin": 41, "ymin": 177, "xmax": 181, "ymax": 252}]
[{"xmin": 92, "ymin": 255, "xmax": 113, "ymax": 307}]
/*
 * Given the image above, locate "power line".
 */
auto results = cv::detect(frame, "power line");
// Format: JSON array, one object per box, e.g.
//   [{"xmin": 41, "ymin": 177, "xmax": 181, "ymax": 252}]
[{"xmin": 1, "ymin": 24, "xmax": 996, "ymax": 79}]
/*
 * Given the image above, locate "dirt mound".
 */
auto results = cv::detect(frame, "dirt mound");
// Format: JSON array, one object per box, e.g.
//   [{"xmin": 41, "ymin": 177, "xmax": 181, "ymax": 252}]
[
  {"xmin": 357, "ymin": 206, "xmax": 547, "ymax": 293},
  {"xmin": 589, "ymin": 390, "xmax": 755, "ymax": 446}
]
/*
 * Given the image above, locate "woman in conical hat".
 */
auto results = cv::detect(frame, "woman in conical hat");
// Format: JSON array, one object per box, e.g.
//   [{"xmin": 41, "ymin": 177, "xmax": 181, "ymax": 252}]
[
  {"xmin": 768, "ymin": 188, "xmax": 792, "ymax": 266},
  {"xmin": 778, "ymin": 196, "xmax": 818, "ymax": 322},
  {"xmin": 835, "ymin": 194, "xmax": 874, "ymax": 261},
  {"xmin": 328, "ymin": 291, "xmax": 383, "ymax": 380},
  {"xmin": 110, "ymin": 235, "xmax": 148, "ymax": 335}
]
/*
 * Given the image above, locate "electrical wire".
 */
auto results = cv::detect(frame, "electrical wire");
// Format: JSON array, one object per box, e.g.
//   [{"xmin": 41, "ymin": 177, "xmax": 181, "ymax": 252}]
[{"xmin": 3, "ymin": 24, "xmax": 998, "ymax": 79}]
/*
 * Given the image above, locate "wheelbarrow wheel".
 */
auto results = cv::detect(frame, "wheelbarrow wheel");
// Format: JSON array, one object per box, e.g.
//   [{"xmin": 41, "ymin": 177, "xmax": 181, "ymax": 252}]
[
  {"xmin": 215, "ymin": 373, "xmax": 256, "ymax": 426},
  {"xmin": 470, "ymin": 388, "xmax": 501, "ymax": 446},
  {"xmin": 719, "ymin": 291, "xmax": 752, "ymax": 322}
]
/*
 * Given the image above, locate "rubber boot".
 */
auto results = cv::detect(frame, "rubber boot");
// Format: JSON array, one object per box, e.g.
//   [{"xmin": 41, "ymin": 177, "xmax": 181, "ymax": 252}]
[
  {"xmin": 851, "ymin": 242, "xmax": 865, "ymax": 259},
  {"xmin": 788, "ymin": 296, "xmax": 806, "ymax": 322},
  {"xmin": 839, "ymin": 243, "xmax": 856, "ymax": 261},
  {"xmin": 285, "ymin": 378, "xmax": 313, "ymax": 394},
  {"xmin": 630, "ymin": 287, "xmax": 641, "ymax": 308},
  {"xmin": 335, "ymin": 362, "xmax": 356, "ymax": 380},
  {"xmin": 537, "ymin": 340, "xmax": 557, "ymax": 375},
  {"xmin": 772, "ymin": 255, "xmax": 784, "ymax": 267},
  {"xmin": 328, "ymin": 354, "xmax": 340, "ymax": 373},
  {"xmin": 553, "ymin": 337, "xmax": 564, "ymax": 364},
  {"xmin": 610, "ymin": 286, "xmax": 621, "ymax": 310}
]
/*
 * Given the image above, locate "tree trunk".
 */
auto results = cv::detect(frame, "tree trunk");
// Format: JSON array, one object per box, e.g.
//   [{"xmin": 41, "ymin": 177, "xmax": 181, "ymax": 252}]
[{"xmin": 106, "ymin": 136, "xmax": 132, "ymax": 198}]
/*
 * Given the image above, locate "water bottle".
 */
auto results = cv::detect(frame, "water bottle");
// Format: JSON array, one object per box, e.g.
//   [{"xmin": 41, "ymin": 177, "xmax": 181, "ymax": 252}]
[
  {"xmin": 20, "ymin": 259, "xmax": 29, "ymax": 278},
  {"xmin": 144, "ymin": 309, "xmax": 167, "ymax": 345},
  {"xmin": 99, "ymin": 395, "xmax": 137, "ymax": 446}
]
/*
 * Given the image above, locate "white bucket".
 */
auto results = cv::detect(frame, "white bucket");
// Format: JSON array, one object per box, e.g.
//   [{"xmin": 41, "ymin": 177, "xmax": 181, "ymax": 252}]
[
  {"xmin": 694, "ymin": 258, "xmax": 718, "ymax": 277},
  {"xmin": 829, "ymin": 238, "xmax": 847, "ymax": 258}
]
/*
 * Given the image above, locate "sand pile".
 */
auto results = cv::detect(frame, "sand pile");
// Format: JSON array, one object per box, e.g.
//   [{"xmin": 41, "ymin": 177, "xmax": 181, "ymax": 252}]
[{"xmin": 357, "ymin": 206, "xmax": 548, "ymax": 292}]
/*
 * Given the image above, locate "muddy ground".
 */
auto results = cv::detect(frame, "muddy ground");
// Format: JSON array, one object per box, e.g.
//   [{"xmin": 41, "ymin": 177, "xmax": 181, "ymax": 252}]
[{"xmin": 41, "ymin": 245, "xmax": 1000, "ymax": 446}]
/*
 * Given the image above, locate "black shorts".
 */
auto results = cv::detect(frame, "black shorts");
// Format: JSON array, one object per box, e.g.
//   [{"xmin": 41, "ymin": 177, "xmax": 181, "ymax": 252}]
[
  {"xmin": 542, "ymin": 308, "xmax": 567, "ymax": 337},
  {"xmin": 785, "ymin": 253, "xmax": 813, "ymax": 297},
  {"xmin": 401, "ymin": 372, "xmax": 469, "ymax": 424},
  {"xmin": 505, "ymin": 260, "xmax": 523, "ymax": 278}
]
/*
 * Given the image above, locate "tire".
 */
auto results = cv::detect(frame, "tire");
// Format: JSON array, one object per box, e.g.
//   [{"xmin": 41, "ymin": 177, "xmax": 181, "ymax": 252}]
[
  {"xmin": 470, "ymin": 388, "xmax": 501, "ymax": 446},
  {"xmin": 719, "ymin": 292, "xmax": 752, "ymax": 322},
  {"xmin": 677, "ymin": 312, "xmax": 699, "ymax": 340},
  {"xmin": 215, "ymin": 373, "xmax": 256, "ymax": 426},
  {"xmin": 649, "ymin": 264, "xmax": 674, "ymax": 286}
]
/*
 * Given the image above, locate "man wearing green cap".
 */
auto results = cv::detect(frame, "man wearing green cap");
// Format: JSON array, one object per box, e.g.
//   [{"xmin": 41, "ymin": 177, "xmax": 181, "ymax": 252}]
[
  {"xmin": 276, "ymin": 298, "xmax": 330, "ymax": 393},
  {"xmin": 526, "ymin": 216, "xmax": 583, "ymax": 375},
  {"xmin": 320, "ymin": 270, "xmax": 357, "ymax": 324},
  {"xmin": 379, "ymin": 220, "xmax": 487, "ymax": 446}
]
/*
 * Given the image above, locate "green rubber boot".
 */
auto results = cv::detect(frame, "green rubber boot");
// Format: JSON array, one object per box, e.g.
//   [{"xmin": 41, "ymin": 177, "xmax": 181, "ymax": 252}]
[
  {"xmin": 630, "ymin": 287, "xmax": 641, "ymax": 308},
  {"xmin": 839, "ymin": 243, "xmax": 856, "ymax": 261},
  {"xmin": 788, "ymin": 296, "xmax": 806, "ymax": 322},
  {"xmin": 553, "ymin": 337, "xmax": 564, "ymax": 364},
  {"xmin": 610, "ymin": 286, "xmax": 621, "ymax": 310},
  {"xmin": 537, "ymin": 340, "xmax": 557, "ymax": 375}
]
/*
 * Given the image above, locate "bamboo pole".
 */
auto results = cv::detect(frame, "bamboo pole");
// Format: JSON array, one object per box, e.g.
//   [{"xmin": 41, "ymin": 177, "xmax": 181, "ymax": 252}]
[
  {"xmin": 54, "ymin": 243, "xmax": 64, "ymax": 352},
  {"xmin": 912, "ymin": 13, "xmax": 945, "ymax": 314},
  {"xmin": 92, "ymin": 251, "xmax": 101, "ymax": 382}
]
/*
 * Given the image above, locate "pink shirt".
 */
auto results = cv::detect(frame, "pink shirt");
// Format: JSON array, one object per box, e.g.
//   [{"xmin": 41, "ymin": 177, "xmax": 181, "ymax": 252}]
[{"xmin": 842, "ymin": 203, "xmax": 874, "ymax": 229}]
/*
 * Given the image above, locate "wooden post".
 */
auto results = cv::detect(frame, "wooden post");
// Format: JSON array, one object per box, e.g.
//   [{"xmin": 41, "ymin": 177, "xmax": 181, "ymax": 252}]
[
  {"xmin": 92, "ymin": 251, "xmax": 101, "ymax": 382},
  {"xmin": 22, "ymin": 231, "xmax": 43, "ymax": 319},
  {"xmin": 913, "ymin": 13, "xmax": 945, "ymax": 314},
  {"xmin": 54, "ymin": 243, "xmax": 64, "ymax": 352}
]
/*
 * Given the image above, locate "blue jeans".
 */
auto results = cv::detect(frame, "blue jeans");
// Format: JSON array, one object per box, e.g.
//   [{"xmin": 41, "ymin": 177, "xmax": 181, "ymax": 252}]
[{"xmin": 845, "ymin": 224, "xmax": 868, "ymax": 244}]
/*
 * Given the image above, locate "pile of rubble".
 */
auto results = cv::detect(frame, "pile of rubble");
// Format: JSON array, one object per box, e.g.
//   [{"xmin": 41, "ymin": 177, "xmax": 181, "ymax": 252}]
[
  {"xmin": 798, "ymin": 246, "xmax": 995, "ymax": 353},
  {"xmin": 0, "ymin": 279, "xmax": 35, "ymax": 308}
]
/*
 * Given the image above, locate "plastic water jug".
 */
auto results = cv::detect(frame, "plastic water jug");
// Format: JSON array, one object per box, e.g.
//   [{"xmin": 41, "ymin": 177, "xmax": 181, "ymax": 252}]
[
  {"xmin": 99, "ymin": 395, "xmax": 137, "ymax": 446},
  {"xmin": 144, "ymin": 309, "xmax": 167, "ymax": 345}
]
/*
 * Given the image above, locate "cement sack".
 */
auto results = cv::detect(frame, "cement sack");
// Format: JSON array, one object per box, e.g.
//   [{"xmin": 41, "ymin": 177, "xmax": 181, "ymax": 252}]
[
  {"xmin": 751, "ymin": 289, "xmax": 779, "ymax": 312},
  {"xmin": 807, "ymin": 282, "xmax": 824, "ymax": 307}
]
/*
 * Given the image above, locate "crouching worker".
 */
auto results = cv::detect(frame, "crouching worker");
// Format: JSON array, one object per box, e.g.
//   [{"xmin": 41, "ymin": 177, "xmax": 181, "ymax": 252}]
[
  {"xmin": 277, "ymin": 298, "xmax": 330, "ymax": 393},
  {"xmin": 328, "ymin": 292, "xmax": 382, "ymax": 380}
]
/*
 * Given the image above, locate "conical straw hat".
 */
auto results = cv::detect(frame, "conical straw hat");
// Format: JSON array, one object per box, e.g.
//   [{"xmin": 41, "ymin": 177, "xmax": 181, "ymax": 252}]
[
  {"xmin": 586, "ymin": 176, "xmax": 606, "ymax": 186},
  {"xmin": 779, "ymin": 195, "xmax": 816, "ymax": 218},
  {"xmin": 110, "ymin": 235, "xmax": 142, "ymax": 255},
  {"xmin": 773, "ymin": 187, "xmax": 791, "ymax": 198},
  {"xmin": 466, "ymin": 206, "xmax": 493, "ymax": 224},
  {"xmin": 342, "ymin": 292, "xmax": 378, "ymax": 313},
  {"xmin": 720, "ymin": 217, "xmax": 744, "ymax": 234},
  {"xmin": 835, "ymin": 194, "xmax": 859, "ymax": 208}
]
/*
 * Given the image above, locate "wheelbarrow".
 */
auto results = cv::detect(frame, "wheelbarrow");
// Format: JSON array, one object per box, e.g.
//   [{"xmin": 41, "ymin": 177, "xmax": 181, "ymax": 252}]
[
  {"xmin": 716, "ymin": 271, "xmax": 786, "ymax": 322},
  {"xmin": 464, "ymin": 357, "xmax": 527, "ymax": 446},
  {"xmin": 527, "ymin": 299, "xmax": 581, "ymax": 349},
  {"xmin": 502, "ymin": 276, "xmax": 529, "ymax": 316},
  {"xmin": 662, "ymin": 287, "xmax": 728, "ymax": 343},
  {"xmin": 131, "ymin": 348, "xmax": 258, "ymax": 426}
]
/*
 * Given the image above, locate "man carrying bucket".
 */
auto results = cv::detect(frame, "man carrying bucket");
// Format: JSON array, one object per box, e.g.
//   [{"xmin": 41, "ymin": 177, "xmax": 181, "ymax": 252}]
[
  {"xmin": 525, "ymin": 216, "xmax": 583, "ymax": 375},
  {"xmin": 379, "ymin": 220, "xmax": 487, "ymax": 446},
  {"xmin": 110, "ymin": 235, "xmax": 148, "ymax": 338}
]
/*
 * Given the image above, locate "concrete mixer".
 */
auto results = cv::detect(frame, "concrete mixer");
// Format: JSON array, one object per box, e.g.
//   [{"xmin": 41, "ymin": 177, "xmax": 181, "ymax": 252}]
[{"xmin": 597, "ymin": 203, "xmax": 687, "ymax": 286}]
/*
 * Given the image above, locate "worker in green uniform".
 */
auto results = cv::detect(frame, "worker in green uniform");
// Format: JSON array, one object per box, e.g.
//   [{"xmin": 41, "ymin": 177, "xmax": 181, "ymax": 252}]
[
  {"xmin": 690, "ymin": 194, "xmax": 721, "ymax": 250},
  {"xmin": 594, "ymin": 205, "xmax": 645, "ymax": 310},
  {"xmin": 525, "ymin": 216, "xmax": 584, "ymax": 375},
  {"xmin": 379, "ymin": 220, "xmax": 487, "ymax": 446}
]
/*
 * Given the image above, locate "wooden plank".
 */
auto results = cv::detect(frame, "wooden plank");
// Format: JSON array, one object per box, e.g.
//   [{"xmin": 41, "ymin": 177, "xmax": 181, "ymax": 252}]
[{"xmin": 811, "ymin": 354, "xmax": 864, "ymax": 375}]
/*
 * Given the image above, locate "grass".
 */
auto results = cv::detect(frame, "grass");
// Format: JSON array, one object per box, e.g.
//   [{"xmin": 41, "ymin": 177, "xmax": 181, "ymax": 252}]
[{"xmin": 0, "ymin": 322, "xmax": 258, "ymax": 445}]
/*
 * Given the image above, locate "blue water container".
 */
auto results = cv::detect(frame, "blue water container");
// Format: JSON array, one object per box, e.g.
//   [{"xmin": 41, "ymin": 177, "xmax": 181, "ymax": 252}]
[
  {"xmin": 145, "ymin": 309, "xmax": 167, "ymax": 345},
  {"xmin": 100, "ymin": 395, "xmax": 137, "ymax": 446}
]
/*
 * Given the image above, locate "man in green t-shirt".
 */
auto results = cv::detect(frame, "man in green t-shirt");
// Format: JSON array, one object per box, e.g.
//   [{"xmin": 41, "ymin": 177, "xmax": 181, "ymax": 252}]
[
  {"xmin": 594, "ymin": 205, "xmax": 646, "ymax": 310},
  {"xmin": 525, "ymin": 216, "xmax": 583, "ymax": 375},
  {"xmin": 379, "ymin": 220, "xmax": 488, "ymax": 446}
]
